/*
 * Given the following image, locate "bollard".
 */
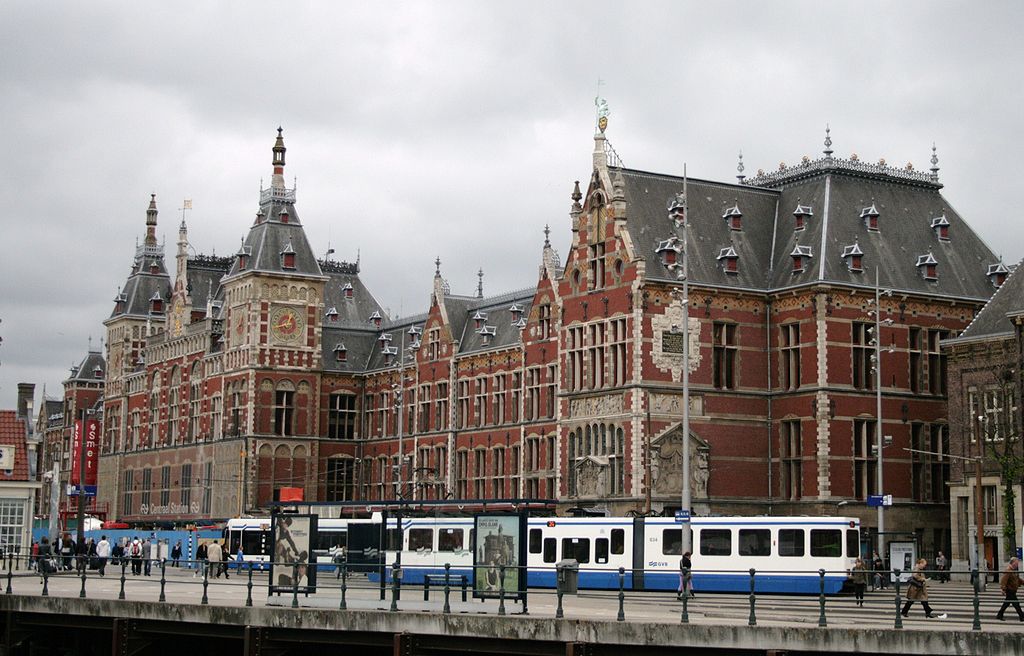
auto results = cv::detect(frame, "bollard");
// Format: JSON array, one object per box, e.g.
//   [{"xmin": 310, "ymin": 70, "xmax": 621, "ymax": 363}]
[
  {"xmin": 681, "ymin": 567, "xmax": 689, "ymax": 624},
  {"xmin": 119, "ymin": 561, "xmax": 127, "ymax": 600},
  {"xmin": 817, "ymin": 569, "xmax": 826, "ymax": 627},
  {"xmin": 246, "ymin": 563, "xmax": 254, "ymax": 608},
  {"xmin": 443, "ymin": 563, "xmax": 452, "ymax": 615},
  {"xmin": 971, "ymin": 568, "xmax": 981, "ymax": 631},
  {"xmin": 617, "ymin": 566, "xmax": 625, "ymax": 622},
  {"xmin": 159, "ymin": 559, "xmax": 167, "ymax": 602},
  {"xmin": 202, "ymin": 562, "xmax": 209, "ymax": 605},
  {"xmin": 498, "ymin": 565, "xmax": 506, "ymax": 616},
  {"xmin": 390, "ymin": 562, "xmax": 401, "ymax": 612},
  {"xmin": 893, "ymin": 569, "xmax": 903, "ymax": 630},
  {"xmin": 79, "ymin": 565, "xmax": 87, "ymax": 599},
  {"xmin": 5, "ymin": 555, "xmax": 11, "ymax": 595},
  {"xmin": 338, "ymin": 557, "xmax": 347, "ymax": 611},
  {"xmin": 291, "ymin": 563, "xmax": 299, "ymax": 609},
  {"xmin": 555, "ymin": 587, "xmax": 564, "ymax": 619},
  {"xmin": 41, "ymin": 568, "xmax": 49, "ymax": 597},
  {"xmin": 749, "ymin": 568, "xmax": 757, "ymax": 626}
]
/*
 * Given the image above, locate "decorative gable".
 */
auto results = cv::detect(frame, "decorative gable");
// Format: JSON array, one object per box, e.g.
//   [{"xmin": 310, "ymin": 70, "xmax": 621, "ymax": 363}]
[
  {"xmin": 793, "ymin": 203, "xmax": 813, "ymax": 231},
  {"xmin": 791, "ymin": 245, "xmax": 813, "ymax": 273},
  {"xmin": 716, "ymin": 246, "xmax": 738, "ymax": 274},
  {"xmin": 930, "ymin": 214, "xmax": 950, "ymax": 241},
  {"xmin": 722, "ymin": 203, "xmax": 742, "ymax": 231},
  {"xmin": 861, "ymin": 203, "xmax": 880, "ymax": 231},
  {"xmin": 987, "ymin": 261, "xmax": 1010, "ymax": 288},
  {"xmin": 916, "ymin": 252, "xmax": 938, "ymax": 280},
  {"xmin": 840, "ymin": 243, "xmax": 864, "ymax": 272}
]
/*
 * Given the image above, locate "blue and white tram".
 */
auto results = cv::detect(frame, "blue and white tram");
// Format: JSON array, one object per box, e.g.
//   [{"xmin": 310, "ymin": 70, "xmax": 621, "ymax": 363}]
[
  {"xmin": 379, "ymin": 515, "xmax": 860, "ymax": 594},
  {"xmin": 225, "ymin": 517, "xmax": 376, "ymax": 571}
]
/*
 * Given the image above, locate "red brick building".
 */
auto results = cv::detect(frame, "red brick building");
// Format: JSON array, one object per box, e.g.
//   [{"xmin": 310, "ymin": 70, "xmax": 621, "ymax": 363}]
[{"xmin": 93, "ymin": 123, "xmax": 1001, "ymax": 554}]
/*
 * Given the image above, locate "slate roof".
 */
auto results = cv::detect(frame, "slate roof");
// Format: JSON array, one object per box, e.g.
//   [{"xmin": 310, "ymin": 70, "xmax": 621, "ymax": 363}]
[
  {"xmin": 0, "ymin": 410, "xmax": 31, "ymax": 481},
  {"xmin": 109, "ymin": 245, "xmax": 172, "ymax": 320},
  {"xmin": 617, "ymin": 159, "xmax": 998, "ymax": 300},
  {"xmin": 321, "ymin": 327, "xmax": 379, "ymax": 374},
  {"xmin": 457, "ymin": 288, "xmax": 535, "ymax": 355},
  {"xmin": 66, "ymin": 350, "xmax": 106, "ymax": 384},
  {"xmin": 954, "ymin": 259, "xmax": 1024, "ymax": 341},
  {"xmin": 224, "ymin": 197, "xmax": 324, "ymax": 280},
  {"xmin": 185, "ymin": 255, "xmax": 232, "ymax": 312},
  {"xmin": 321, "ymin": 263, "xmax": 387, "ymax": 328}
]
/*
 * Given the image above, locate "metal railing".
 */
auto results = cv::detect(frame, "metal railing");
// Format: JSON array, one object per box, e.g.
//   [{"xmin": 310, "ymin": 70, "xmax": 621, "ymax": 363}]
[{"xmin": 7, "ymin": 553, "xmax": 1010, "ymax": 632}]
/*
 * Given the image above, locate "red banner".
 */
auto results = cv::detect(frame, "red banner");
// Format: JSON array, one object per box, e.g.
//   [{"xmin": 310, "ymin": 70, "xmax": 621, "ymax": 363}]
[{"xmin": 71, "ymin": 418, "xmax": 100, "ymax": 488}]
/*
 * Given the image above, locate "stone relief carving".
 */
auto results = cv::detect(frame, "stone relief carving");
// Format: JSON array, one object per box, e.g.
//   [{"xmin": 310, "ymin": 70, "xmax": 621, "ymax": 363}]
[
  {"xmin": 650, "ymin": 428, "xmax": 710, "ymax": 499},
  {"xmin": 649, "ymin": 392, "xmax": 703, "ymax": 417},
  {"xmin": 570, "ymin": 394, "xmax": 624, "ymax": 418},
  {"xmin": 574, "ymin": 456, "xmax": 608, "ymax": 498},
  {"xmin": 650, "ymin": 303, "xmax": 701, "ymax": 382}
]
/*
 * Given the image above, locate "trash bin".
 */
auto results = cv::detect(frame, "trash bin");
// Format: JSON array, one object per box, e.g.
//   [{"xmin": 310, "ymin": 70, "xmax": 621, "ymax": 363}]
[{"xmin": 556, "ymin": 559, "xmax": 579, "ymax": 594}]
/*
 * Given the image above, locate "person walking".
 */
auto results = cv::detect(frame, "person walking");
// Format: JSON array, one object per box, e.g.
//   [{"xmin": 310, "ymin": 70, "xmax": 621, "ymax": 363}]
[
  {"xmin": 220, "ymin": 542, "xmax": 231, "ymax": 579},
  {"xmin": 996, "ymin": 556, "xmax": 1024, "ymax": 622},
  {"xmin": 171, "ymin": 541, "xmax": 182, "ymax": 567},
  {"xmin": 37, "ymin": 537, "xmax": 54, "ymax": 582},
  {"xmin": 851, "ymin": 558, "xmax": 868, "ymax": 606},
  {"xmin": 207, "ymin": 541, "xmax": 223, "ymax": 578},
  {"xmin": 901, "ymin": 558, "xmax": 947, "ymax": 619},
  {"xmin": 935, "ymin": 551, "xmax": 948, "ymax": 583},
  {"xmin": 677, "ymin": 551, "xmax": 693, "ymax": 600},
  {"xmin": 95, "ymin": 535, "xmax": 110, "ymax": 577},
  {"xmin": 30, "ymin": 540, "xmax": 39, "ymax": 571}
]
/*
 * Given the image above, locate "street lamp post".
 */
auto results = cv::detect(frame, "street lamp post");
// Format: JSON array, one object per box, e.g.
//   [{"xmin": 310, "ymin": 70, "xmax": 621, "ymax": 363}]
[
  {"xmin": 656, "ymin": 172, "xmax": 691, "ymax": 553},
  {"xmin": 869, "ymin": 269, "xmax": 893, "ymax": 557},
  {"xmin": 974, "ymin": 414, "xmax": 987, "ymax": 591}
]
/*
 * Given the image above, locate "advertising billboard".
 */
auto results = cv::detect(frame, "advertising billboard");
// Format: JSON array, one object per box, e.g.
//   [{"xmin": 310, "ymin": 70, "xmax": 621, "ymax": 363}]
[
  {"xmin": 69, "ymin": 418, "xmax": 99, "ymax": 496},
  {"xmin": 269, "ymin": 513, "xmax": 318, "ymax": 594},
  {"xmin": 473, "ymin": 514, "xmax": 526, "ymax": 601}
]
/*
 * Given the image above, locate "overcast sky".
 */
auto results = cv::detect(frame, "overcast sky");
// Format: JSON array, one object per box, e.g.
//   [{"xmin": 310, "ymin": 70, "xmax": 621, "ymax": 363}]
[{"xmin": 2, "ymin": 1, "xmax": 1021, "ymax": 410}]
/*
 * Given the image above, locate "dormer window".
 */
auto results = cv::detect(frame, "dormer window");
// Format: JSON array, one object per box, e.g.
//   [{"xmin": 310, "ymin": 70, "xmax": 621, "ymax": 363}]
[
  {"xmin": 236, "ymin": 242, "xmax": 251, "ymax": 271},
  {"xmin": 791, "ymin": 245, "xmax": 813, "ymax": 273},
  {"xmin": 987, "ymin": 262, "xmax": 1009, "ymax": 288},
  {"xmin": 325, "ymin": 307, "xmax": 339, "ymax": 322},
  {"xmin": 333, "ymin": 343, "xmax": 347, "ymax": 362},
  {"xmin": 93, "ymin": 365, "xmax": 103, "ymax": 379},
  {"xmin": 655, "ymin": 237, "xmax": 683, "ymax": 266},
  {"xmin": 722, "ymin": 204, "xmax": 742, "ymax": 231},
  {"xmin": 840, "ymin": 243, "xmax": 864, "ymax": 272},
  {"xmin": 916, "ymin": 252, "xmax": 938, "ymax": 280},
  {"xmin": 382, "ymin": 345, "xmax": 398, "ymax": 365},
  {"xmin": 149, "ymin": 262, "xmax": 160, "ymax": 274},
  {"xmin": 931, "ymin": 214, "xmax": 950, "ymax": 241},
  {"xmin": 472, "ymin": 311, "xmax": 488, "ymax": 330},
  {"xmin": 514, "ymin": 316, "xmax": 528, "ymax": 329},
  {"xmin": 281, "ymin": 241, "xmax": 296, "ymax": 270},
  {"xmin": 861, "ymin": 204, "xmax": 880, "ymax": 231},
  {"xmin": 279, "ymin": 209, "xmax": 289, "ymax": 224},
  {"xmin": 716, "ymin": 246, "xmax": 739, "ymax": 274},
  {"xmin": 479, "ymin": 324, "xmax": 497, "ymax": 346},
  {"xmin": 793, "ymin": 204, "xmax": 813, "ymax": 231},
  {"xmin": 342, "ymin": 282, "xmax": 354, "ymax": 299},
  {"xmin": 509, "ymin": 303, "xmax": 524, "ymax": 323},
  {"xmin": 149, "ymin": 291, "xmax": 164, "ymax": 314},
  {"xmin": 378, "ymin": 332, "xmax": 392, "ymax": 346},
  {"xmin": 407, "ymin": 325, "xmax": 422, "ymax": 339},
  {"xmin": 255, "ymin": 209, "xmax": 266, "ymax": 225},
  {"xmin": 113, "ymin": 291, "xmax": 126, "ymax": 313},
  {"xmin": 369, "ymin": 310, "xmax": 382, "ymax": 327}
]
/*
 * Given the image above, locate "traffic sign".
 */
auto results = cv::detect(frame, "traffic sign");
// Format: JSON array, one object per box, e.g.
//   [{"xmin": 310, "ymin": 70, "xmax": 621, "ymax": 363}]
[{"xmin": 674, "ymin": 509, "xmax": 691, "ymax": 523}]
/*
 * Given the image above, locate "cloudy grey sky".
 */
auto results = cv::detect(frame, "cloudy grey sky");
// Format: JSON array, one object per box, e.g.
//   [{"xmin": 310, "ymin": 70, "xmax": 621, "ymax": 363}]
[{"xmin": 1, "ymin": 1, "xmax": 1021, "ymax": 409}]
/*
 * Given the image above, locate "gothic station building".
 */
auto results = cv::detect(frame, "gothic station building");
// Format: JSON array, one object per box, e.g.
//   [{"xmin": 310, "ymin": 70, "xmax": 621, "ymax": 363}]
[{"xmin": 94, "ymin": 120, "xmax": 1002, "ymax": 554}]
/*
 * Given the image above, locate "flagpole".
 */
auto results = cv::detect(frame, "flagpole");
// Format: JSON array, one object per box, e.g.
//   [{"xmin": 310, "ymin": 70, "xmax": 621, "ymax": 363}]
[{"xmin": 680, "ymin": 164, "xmax": 691, "ymax": 554}]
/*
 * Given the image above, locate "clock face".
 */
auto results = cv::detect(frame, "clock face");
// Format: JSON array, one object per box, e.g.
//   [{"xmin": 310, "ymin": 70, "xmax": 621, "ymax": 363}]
[{"xmin": 270, "ymin": 306, "xmax": 305, "ymax": 343}]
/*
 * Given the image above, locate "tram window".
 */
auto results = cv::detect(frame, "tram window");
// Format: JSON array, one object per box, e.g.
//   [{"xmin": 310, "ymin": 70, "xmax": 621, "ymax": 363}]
[
  {"xmin": 846, "ymin": 529, "xmax": 859, "ymax": 558},
  {"xmin": 778, "ymin": 529, "xmax": 805, "ymax": 557},
  {"xmin": 529, "ymin": 528, "xmax": 543, "ymax": 554},
  {"xmin": 700, "ymin": 529, "xmax": 732, "ymax": 556},
  {"xmin": 316, "ymin": 531, "xmax": 347, "ymax": 551},
  {"xmin": 595, "ymin": 538, "xmax": 609, "ymax": 564},
  {"xmin": 738, "ymin": 529, "xmax": 771, "ymax": 556},
  {"xmin": 409, "ymin": 528, "xmax": 433, "ymax": 551},
  {"xmin": 611, "ymin": 529, "xmax": 625, "ymax": 555},
  {"xmin": 438, "ymin": 529, "xmax": 464, "ymax": 552},
  {"xmin": 662, "ymin": 529, "xmax": 682, "ymax": 556},
  {"xmin": 561, "ymin": 538, "xmax": 591, "ymax": 564},
  {"xmin": 242, "ymin": 531, "xmax": 266, "ymax": 557},
  {"xmin": 543, "ymin": 538, "xmax": 557, "ymax": 563},
  {"xmin": 810, "ymin": 529, "xmax": 842, "ymax": 557}
]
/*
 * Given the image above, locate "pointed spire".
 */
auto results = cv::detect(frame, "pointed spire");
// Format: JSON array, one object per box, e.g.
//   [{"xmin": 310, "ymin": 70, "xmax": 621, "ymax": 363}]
[
  {"xmin": 145, "ymin": 194, "xmax": 158, "ymax": 246},
  {"xmin": 929, "ymin": 143, "xmax": 940, "ymax": 181},
  {"xmin": 434, "ymin": 256, "xmax": 442, "ymax": 277},
  {"xmin": 570, "ymin": 180, "xmax": 583, "ymax": 213},
  {"xmin": 823, "ymin": 124, "xmax": 833, "ymax": 159},
  {"xmin": 736, "ymin": 151, "xmax": 745, "ymax": 182},
  {"xmin": 476, "ymin": 268, "xmax": 484, "ymax": 298},
  {"xmin": 271, "ymin": 127, "xmax": 287, "ymax": 189},
  {"xmin": 544, "ymin": 224, "xmax": 551, "ymax": 247}
]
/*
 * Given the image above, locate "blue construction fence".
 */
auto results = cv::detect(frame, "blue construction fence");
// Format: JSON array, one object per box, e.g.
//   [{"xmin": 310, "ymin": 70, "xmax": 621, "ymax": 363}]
[{"xmin": 30, "ymin": 527, "xmax": 226, "ymax": 569}]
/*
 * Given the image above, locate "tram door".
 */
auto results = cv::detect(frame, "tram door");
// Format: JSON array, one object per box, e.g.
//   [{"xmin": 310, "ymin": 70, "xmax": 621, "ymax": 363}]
[{"xmin": 631, "ymin": 517, "xmax": 645, "ymax": 590}]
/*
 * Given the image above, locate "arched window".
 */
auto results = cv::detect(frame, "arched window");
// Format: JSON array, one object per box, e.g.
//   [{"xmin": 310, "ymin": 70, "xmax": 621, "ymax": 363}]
[
  {"xmin": 273, "ymin": 380, "xmax": 295, "ymax": 436},
  {"xmin": 167, "ymin": 367, "xmax": 180, "ymax": 444},
  {"xmin": 148, "ymin": 372, "xmax": 161, "ymax": 446},
  {"xmin": 188, "ymin": 361, "xmax": 202, "ymax": 442}
]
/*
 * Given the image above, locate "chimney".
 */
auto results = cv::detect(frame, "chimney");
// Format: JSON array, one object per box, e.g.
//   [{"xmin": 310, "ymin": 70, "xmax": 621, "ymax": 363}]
[{"xmin": 17, "ymin": 383, "xmax": 35, "ymax": 421}]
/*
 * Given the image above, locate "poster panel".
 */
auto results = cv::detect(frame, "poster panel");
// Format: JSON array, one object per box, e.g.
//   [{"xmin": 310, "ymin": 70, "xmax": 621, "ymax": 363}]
[
  {"xmin": 473, "ymin": 514, "xmax": 524, "ymax": 599},
  {"xmin": 888, "ymin": 541, "xmax": 917, "ymax": 584},
  {"xmin": 270, "ymin": 513, "xmax": 319, "ymax": 594},
  {"xmin": 69, "ymin": 419, "xmax": 99, "ymax": 496}
]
